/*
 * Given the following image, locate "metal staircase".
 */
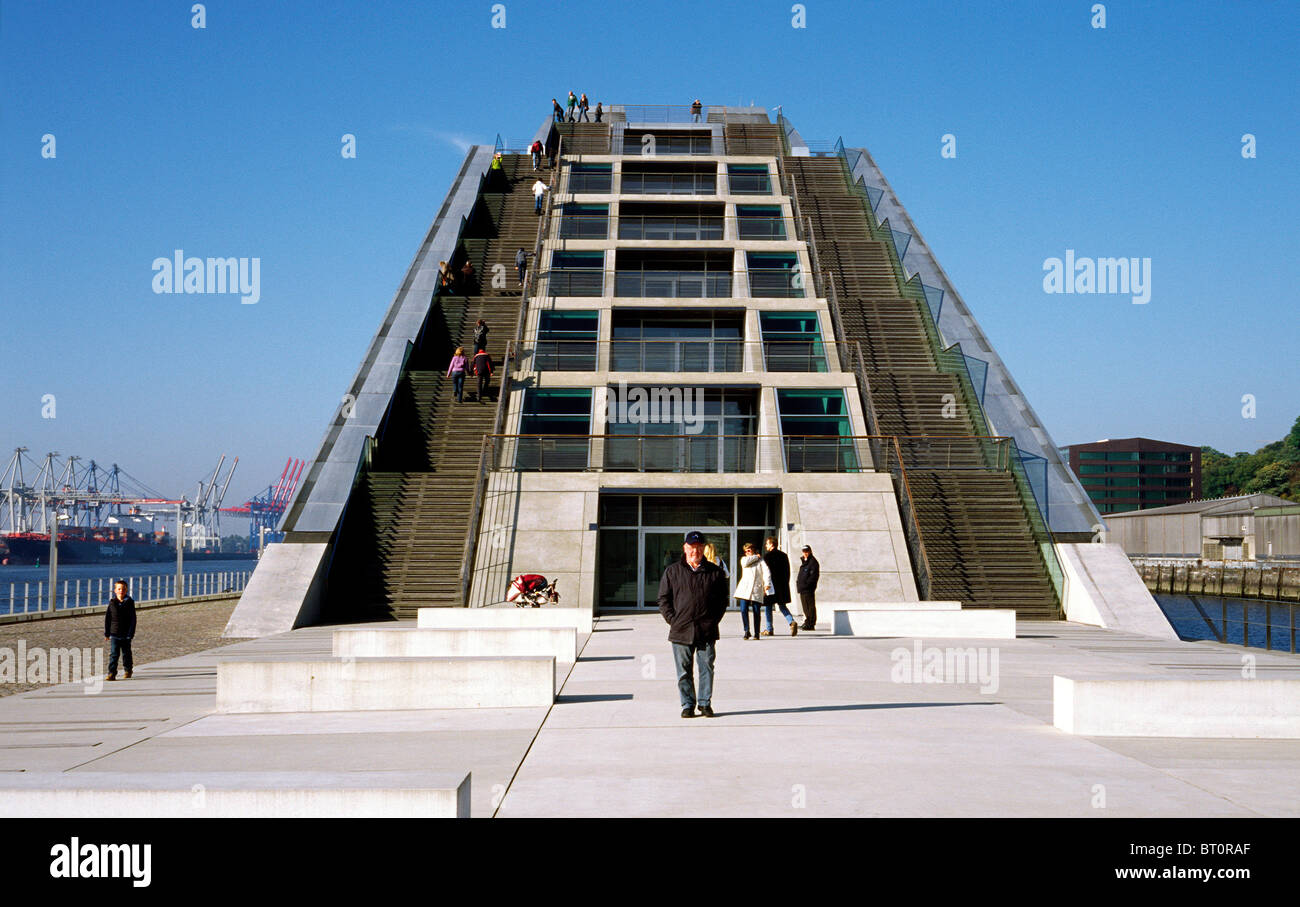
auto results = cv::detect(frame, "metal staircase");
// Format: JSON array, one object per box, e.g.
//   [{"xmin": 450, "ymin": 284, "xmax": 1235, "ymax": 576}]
[
  {"xmin": 786, "ymin": 155, "xmax": 1061, "ymax": 618},
  {"xmin": 322, "ymin": 154, "xmax": 541, "ymax": 619}
]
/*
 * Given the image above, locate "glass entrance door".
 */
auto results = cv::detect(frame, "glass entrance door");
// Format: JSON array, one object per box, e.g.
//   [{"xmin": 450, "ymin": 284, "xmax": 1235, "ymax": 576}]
[{"xmin": 640, "ymin": 529, "xmax": 734, "ymax": 609}]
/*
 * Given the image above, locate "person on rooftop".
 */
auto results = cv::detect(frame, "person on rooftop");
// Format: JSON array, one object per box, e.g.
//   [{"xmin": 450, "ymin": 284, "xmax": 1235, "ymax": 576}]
[
  {"xmin": 691, "ymin": 98, "xmax": 702, "ymax": 122},
  {"xmin": 593, "ymin": 102, "xmax": 603, "ymax": 123},
  {"xmin": 552, "ymin": 98, "xmax": 565, "ymax": 122},
  {"xmin": 578, "ymin": 93, "xmax": 590, "ymax": 122}
]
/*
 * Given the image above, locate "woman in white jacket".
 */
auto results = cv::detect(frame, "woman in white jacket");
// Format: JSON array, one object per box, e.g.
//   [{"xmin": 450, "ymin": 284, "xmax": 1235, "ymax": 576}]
[{"xmin": 734, "ymin": 542, "xmax": 772, "ymax": 640}]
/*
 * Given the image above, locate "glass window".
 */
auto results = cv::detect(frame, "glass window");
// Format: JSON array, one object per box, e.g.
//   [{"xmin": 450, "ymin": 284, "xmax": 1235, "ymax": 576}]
[
  {"xmin": 747, "ymin": 252, "xmax": 804, "ymax": 298},
  {"xmin": 623, "ymin": 131, "xmax": 713, "ymax": 155},
  {"xmin": 558, "ymin": 203, "xmax": 608, "ymax": 239},
  {"xmin": 605, "ymin": 388, "xmax": 758, "ymax": 473},
  {"xmin": 599, "ymin": 496, "xmax": 639, "ymax": 526},
  {"xmin": 736, "ymin": 205, "xmax": 785, "ymax": 239},
  {"xmin": 516, "ymin": 388, "xmax": 592, "ymax": 470},
  {"xmin": 777, "ymin": 388, "xmax": 859, "ymax": 472},
  {"xmin": 598, "ymin": 529, "xmax": 639, "ymax": 608},
  {"xmin": 728, "ymin": 164, "xmax": 772, "ymax": 194},
  {"xmin": 610, "ymin": 311, "xmax": 743, "ymax": 372},
  {"xmin": 536, "ymin": 311, "xmax": 598, "ymax": 371},
  {"xmin": 569, "ymin": 163, "xmax": 612, "ymax": 193},
  {"xmin": 641, "ymin": 496, "xmax": 734, "ymax": 527},
  {"xmin": 759, "ymin": 311, "xmax": 826, "ymax": 372},
  {"xmin": 548, "ymin": 251, "xmax": 604, "ymax": 296}
]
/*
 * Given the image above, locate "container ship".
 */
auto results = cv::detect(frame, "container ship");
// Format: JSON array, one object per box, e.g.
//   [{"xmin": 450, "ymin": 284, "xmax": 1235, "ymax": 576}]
[{"xmin": 1, "ymin": 512, "xmax": 175, "ymax": 565}]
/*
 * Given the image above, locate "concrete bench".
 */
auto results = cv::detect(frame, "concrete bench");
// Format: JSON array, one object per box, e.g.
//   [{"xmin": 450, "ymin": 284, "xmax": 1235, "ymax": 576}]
[
  {"xmin": 0, "ymin": 771, "xmax": 470, "ymax": 817},
  {"xmin": 334, "ymin": 627, "xmax": 577, "ymax": 663},
  {"xmin": 831, "ymin": 604, "xmax": 1015, "ymax": 639},
  {"xmin": 1053, "ymin": 676, "xmax": 1300, "ymax": 738},
  {"xmin": 417, "ymin": 606, "xmax": 593, "ymax": 634},
  {"xmin": 216, "ymin": 656, "xmax": 554, "ymax": 713}
]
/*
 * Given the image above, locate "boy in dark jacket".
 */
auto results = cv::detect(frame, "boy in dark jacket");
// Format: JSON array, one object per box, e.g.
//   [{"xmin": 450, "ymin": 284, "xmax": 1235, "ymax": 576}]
[
  {"xmin": 657, "ymin": 530, "xmax": 729, "ymax": 718},
  {"xmin": 104, "ymin": 580, "xmax": 136, "ymax": 680}
]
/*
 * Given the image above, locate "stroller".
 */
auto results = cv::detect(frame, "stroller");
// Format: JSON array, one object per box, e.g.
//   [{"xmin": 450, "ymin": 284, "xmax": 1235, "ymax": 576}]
[{"xmin": 505, "ymin": 574, "xmax": 560, "ymax": 608}]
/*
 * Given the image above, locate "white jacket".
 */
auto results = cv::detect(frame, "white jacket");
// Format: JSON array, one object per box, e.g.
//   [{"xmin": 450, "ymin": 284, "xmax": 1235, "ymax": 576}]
[{"xmin": 734, "ymin": 554, "xmax": 772, "ymax": 602}]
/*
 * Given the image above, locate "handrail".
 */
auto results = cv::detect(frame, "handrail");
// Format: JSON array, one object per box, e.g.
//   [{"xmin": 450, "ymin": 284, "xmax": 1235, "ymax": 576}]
[
  {"xmin": 820, "ymin": 270, "xmax": 848, "ymax": 370},
  {"xmin": 827, "ymin": 140, "xmax": 1064, "ymax": 612},
  {"xmin": 849, "ymin": 340, "xmax": 932, "ymax": 599},
  {"xmin": 513, "ymin": 337, "xmax": 842, "ymax": 374},
  {"xmin": 549, "ymin": 214, "xmax": 796, "ymax": 242},
  {"xmin": 459, "ymin": 139, "xmax": 561, "ymax": 606}
]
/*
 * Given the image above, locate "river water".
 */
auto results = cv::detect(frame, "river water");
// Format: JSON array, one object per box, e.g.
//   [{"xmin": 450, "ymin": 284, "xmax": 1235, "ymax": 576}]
[
  {"xmin": 1154, "ymin": 593, "xmax": 1298, "ymax": 653},
  {"xmin": 0, "ymin": 558, "xmax": 257, "ymax": 615}
]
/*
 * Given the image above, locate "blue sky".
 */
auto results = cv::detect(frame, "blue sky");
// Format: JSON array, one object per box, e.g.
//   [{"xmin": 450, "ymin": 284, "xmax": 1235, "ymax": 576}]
[{"xmin": 2, "ymin": 0, "xmax": 1297, "ymax": 505}]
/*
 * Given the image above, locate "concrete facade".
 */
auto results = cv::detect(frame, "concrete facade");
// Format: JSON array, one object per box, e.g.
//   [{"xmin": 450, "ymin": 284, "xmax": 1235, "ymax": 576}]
[
  {"xmin": 1056, "ymin": 542, "xmax": 1178, "ymax": 639},
  {"xmin": 468, "ymin": 131, "xmax": 920, "ymax": 613}
]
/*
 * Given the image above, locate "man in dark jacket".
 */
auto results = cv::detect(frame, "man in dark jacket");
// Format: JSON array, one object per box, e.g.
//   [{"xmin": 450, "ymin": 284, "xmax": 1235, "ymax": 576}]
[
  {"xmin": 657, "ymin": 530, "xmax": 729, "ymax": 718},
  {"xmin": 103, "ymin": 580, "xmax": 137, "ymax": 681},
  {"xmin": 796, "ymin": 545, "xmax": 820, "ymax": 631},
  {"xmin": 762, "ymin": 537, "xmax": 797, "ymax": 636}
]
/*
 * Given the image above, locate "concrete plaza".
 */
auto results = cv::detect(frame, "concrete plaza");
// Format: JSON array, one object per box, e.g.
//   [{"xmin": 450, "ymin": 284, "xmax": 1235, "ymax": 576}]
[{"xmin": 1, "ymin": 613, "xmax": 1298, "ymax": 817}]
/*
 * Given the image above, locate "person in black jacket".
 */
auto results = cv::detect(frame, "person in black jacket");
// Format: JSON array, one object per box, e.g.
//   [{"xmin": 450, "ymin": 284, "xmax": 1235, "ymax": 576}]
[
  {"xmin": 657, "ymin": 530, "xmax": 729, "ymax": 718},
  {"xmin": 103, "ymin": 580, "xmax": 137, "ymax": 681},
  {"xmin": 796, "ymin": 545, "xmax": 820, "ymax": 631},
  {"xmin": 762, "ymin": 537, "xmax": 797, "ymax": 636}
]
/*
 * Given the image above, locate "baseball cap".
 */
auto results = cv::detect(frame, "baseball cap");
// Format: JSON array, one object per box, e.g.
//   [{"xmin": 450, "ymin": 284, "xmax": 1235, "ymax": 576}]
[{"xmin": 684, "ymin": 530, "xmax": 706, "ymax": 544}]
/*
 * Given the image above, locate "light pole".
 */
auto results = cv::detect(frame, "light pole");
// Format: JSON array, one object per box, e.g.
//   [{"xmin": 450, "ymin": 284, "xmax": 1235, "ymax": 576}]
[
  {"xmin": 47, "ymin": 499, "xmax": 61, "ymax": 612},
  {"xmin": 175, "ymin": 501, "xmax": 190, "ymax": 600}
]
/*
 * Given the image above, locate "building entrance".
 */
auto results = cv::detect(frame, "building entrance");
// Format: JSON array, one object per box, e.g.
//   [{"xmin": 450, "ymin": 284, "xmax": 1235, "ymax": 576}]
[{"xmin": 597, "ymin": 493, "xmax": 778, "ymax": 611}]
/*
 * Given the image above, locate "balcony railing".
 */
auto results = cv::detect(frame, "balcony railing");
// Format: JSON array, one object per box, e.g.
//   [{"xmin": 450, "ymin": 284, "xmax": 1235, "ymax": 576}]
[
  {"xmin": 517, "ymin": 339, "xmax": 835, "ymax": 373},
  {"xmin": 487, "ymin": 434, "xmax": 879, "ymax": 474},
  {"xmin": 619, "ymin": 173, "xmax": 718, "ymax": 195},
  {"xmin": 552, "ymin": 215, "xmax": 789, "ymax": 241},
  {"xmin": 537, "ymin": 268, "xmax": 809, "ymax": 299}
]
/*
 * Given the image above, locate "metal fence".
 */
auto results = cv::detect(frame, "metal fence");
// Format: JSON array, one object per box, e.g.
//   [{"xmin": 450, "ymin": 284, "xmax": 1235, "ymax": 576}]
[{"xmin": 1, "ymin": 569, "xmax": 253, "ymax": 617}]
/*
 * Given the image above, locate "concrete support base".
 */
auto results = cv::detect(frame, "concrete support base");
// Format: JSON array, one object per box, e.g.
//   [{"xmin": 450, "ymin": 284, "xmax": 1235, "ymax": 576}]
[
  {"xmin": 334, "ymin": 627, "xmax": 577, "ymax": 663},
  {"xmin": 1053, "ymin": 676, "xmax": 1300, "ymax": 738},
  {"xmin": 215, "ymin": 656, "xmax": 555, "ymax": 712},
  {"xmin": 0, "ymin": 771, "xmax": 470, "ymax": 817},
  {"xmin": 417, "ymin": 606, "xmax": 594, "ymax": 634},
  {"xmin": 832, "ymin": 606, "xmax": 1016, "ymax": 638}
]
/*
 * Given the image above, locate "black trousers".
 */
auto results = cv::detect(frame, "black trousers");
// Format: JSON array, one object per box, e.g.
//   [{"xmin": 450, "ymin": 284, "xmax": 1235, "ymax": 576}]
[{"xmin": 799, "ymin": 590, "xmax": 817, "ymax": 628}]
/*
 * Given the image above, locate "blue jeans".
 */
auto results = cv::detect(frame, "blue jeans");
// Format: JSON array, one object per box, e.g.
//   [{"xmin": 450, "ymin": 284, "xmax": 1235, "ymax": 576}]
[
  {"xmin": 763, "ymin": 597, "xmax": 795, "ymax": 632},
  {"xmin": 671, "ymin": 640, "xmax": 715, "ymax": 709},
  {"xmin": 108, "ymin": 636, "xmax": 133, "ymax": 674},
  {"xmin": 535, "ymin": 194, "xmax": 544, "ymax": 212},
  {"xmin": 451, "ymin": 372, "xmax": 465, "ymax": 401},
  {"xmin": 738, "ymin": 598, "xmax": 762, "ymax": 635}
]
